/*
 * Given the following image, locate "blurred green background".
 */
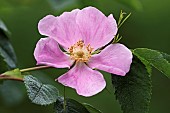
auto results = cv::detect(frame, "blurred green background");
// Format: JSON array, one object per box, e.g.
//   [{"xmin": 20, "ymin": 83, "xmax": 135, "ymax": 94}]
[{"xmin": 0, "ymin": 0, "xmax": 170, "ymax": 113}]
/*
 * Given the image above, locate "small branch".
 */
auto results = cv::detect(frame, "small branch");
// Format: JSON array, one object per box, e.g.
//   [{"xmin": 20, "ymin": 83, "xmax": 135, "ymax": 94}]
[
  {"xmin": 0, "ymin": 65, "xmax": 52, "ymax": 82},
  {"xmin": 63, "ymin": 86, "xmax": 66, "ymax": 111},
  {"xmin": 118, "ymin": 12, "xmax": 131, "ymax": 28},
  {"xmin": 0, "ymin": 76, "xmax": 23, "ymax": 82},
  {"xmin": 20, "ymin": 65, "xmax": 51, "ymax": 72},
  {"xmin": 0, "ymin": 74, "xmax": 5, "ymax": 77}
]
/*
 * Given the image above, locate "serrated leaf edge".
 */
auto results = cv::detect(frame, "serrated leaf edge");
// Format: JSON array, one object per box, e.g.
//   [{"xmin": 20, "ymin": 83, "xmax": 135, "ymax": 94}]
[{"xmin": 133, "ymin": 48, "xmax": 170, "ymax": 78}]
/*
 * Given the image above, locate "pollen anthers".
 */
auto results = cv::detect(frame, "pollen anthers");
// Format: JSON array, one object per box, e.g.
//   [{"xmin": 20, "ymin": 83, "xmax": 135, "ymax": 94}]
[{"xmin": 68, "ymin": 40, "xmax": 93, "ymax": 62}]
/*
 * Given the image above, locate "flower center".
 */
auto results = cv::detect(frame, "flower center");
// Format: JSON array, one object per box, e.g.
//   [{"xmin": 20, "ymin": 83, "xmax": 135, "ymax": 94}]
[{"xmin": 68, "ymin": 40, "xmax": 93, "ymax": 62}]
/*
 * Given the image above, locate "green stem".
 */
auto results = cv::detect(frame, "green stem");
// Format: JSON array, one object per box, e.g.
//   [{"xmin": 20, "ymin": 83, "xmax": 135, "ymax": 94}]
[
  {"xmin": 20, "ymin": 65, "xmax": 51, "ymax": 72},
  {"xmin": 63, "ymin": 86, "xmax": 66, "ymax": 112},
  {"xmin": 118, "ymin": 12, "xmax": 131, "ymax": 28},
  {"xmin": 0, "ymin": 66, "xmax": 51, "ymax": 82},
  {"xmin": 105, "ymin": 87, "xmax": 112, "ymax": 94}
]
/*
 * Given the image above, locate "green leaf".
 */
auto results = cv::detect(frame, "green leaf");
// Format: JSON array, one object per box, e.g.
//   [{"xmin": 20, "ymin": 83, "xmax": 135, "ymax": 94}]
[
  {"xmin": 0, "ymin": 19, "xmax": 17, "ymax": 69},
  {"xmin": 0, "ymin": 55, "xmax": 8, "ymax": 74},
  {"xmin": 160, "ymin": 52, "xmax": 170, "ymax": 62},
  {"xmin": 115, "ymin": 0, "xmax": 143, "ymax": 11},
  {"xmin": 24, "ymin": 75, "xmax": 59, "ymax": 105},
  {"xmin": 83, "ymin": 103, "xmax": 102, "ymax": 113},
  {"xmin": 0, "ymin": 19, "xmax": 10, "ymax": 36},
  {"xmin": 112, "ymin": 57, "xmax": 152, "ymax": 113},
  {"xmin": 54, "ymin": 97, "xmax": 90, "ymax": 113},
  {"xmin": 2, "ymin": 68, "xmax": 23, "ymax": 79},
  {"xmin": 132, "ymin": 52, "xmax": 152, "ymax": 75},
  {"xmin": 133, "ymin": 48, "xmax": 170, "ymax": 78}
]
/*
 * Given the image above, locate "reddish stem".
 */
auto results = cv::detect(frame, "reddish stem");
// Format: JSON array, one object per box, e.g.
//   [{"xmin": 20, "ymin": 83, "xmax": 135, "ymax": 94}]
[{"xmin": 0, "ymin": 74, "xmax": 23, "ymax": 82}]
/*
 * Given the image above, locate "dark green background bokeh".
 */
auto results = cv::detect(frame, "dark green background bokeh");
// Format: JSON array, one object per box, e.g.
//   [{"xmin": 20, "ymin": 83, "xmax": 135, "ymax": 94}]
[{"xmin": 0, "ymin": 0, "xmax": 170, "ymax": 113}]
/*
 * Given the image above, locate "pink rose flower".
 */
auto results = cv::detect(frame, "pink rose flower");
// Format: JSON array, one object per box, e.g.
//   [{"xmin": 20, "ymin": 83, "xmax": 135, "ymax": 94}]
[{"xmin": 34, "ymin": 6, "xmax": 132, "ymax": 97}]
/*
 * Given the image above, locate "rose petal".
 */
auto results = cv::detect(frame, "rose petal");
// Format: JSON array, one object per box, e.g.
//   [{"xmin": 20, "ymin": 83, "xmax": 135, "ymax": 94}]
[
  {"xmin": 88, "ymin": 44, "xmax": 133, "ymax": 76},
  {"xmin": 53, "ymin": 9, "xmax": 83, "ymax": 49},
  {"xmin": 76, "ymin": 6, "xmax": 118, "ymax": 50},
  {"xmin": 34, "ymin": 38, "xmax": 73, "ymax": 68},
  {"xmin": 57, "ymin": 63, "xmax": 106, "ymax": 97},
  {"xmin": 38, "ymin": 15, "xmax": 57, "ymax": 37}
]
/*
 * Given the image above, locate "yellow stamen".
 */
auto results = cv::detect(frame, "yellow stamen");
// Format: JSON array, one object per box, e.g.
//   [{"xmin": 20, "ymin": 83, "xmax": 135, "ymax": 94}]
[{"xmin": 68, "ymin": 40, "xmax": 93, "ymax": 62}]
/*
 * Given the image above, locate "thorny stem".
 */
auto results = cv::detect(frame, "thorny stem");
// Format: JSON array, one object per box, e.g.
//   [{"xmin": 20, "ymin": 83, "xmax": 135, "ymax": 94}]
[{"xmin": 20, "ymin": 65, "xmax": 51, "ymax": 72}]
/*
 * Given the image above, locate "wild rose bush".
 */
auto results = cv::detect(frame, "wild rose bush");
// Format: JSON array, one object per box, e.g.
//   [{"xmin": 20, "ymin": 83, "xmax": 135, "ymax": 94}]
[
  {"xmin": 34, "ymin": 7, "xmax": 132, "ymax": 97},
  {"xmin": 0, "ymin": 6, "xmax": 170, "ymax": 113}
]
